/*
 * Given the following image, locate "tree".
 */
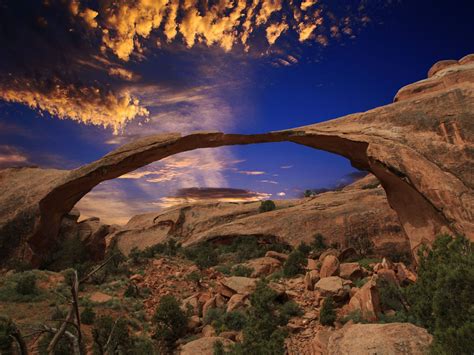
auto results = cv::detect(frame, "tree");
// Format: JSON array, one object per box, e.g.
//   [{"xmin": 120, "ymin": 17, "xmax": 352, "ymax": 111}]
[
  {"xmin": 320, "ymin": 297, "xmax": 336, "ymax": 326},
  {"xmin": 153, "ymin": 295, "xmax": 188, "ymax": 350},
  {"xmin": 283, "ymin": 250, "xmax": 307, "ymax": 277},
  {"xmin": 259, "ymin": 200, "xmax": 276, "ymax": 213},
  {"xmin": 0, "ymin": 316, "xmax": 27, "ymax": 355},
  {"xmin": 405, "ymin": 234, "xmax": 474, "ymax": 354}
]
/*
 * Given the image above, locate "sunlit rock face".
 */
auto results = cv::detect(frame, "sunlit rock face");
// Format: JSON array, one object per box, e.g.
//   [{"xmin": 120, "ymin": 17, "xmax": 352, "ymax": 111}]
[
  {"xmin": 0, "ymin": 54, "xmax": 473, "ymax": 267},
  {"xmin": 107, "ymin": 175, "xmax": 411, "ymax": 259}
]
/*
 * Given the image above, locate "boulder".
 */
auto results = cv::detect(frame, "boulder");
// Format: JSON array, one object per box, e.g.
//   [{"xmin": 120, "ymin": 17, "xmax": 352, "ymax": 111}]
[
  {"xmin": 396, "ymin": 263, "xmax": 417, "ymax": 284},
  {"xmin": 226, "ymin": 294, "xmax": 248, "ymax": 312},
  {"xmin": 338, "ymin": 247, "xmax": 358, "ymax": 262},
  {"xmin": 187, "ymin": 315, "xmax": 201, "ymax": 330},
  {"xmin": 180, "ymin": 336, "xmax": 233, "ymax": 355},
  {"xmin": 376, "ymin": 268, "xmax": 399, "ymax": 286},
  {"xmin": 265, "ymin": 251, "xmax": 289, "ymax": 262},
  {"xmin": 327, "ymin": 323, "xmax": 432, "ymax": 355},
  {"xmin": 320, "ymin": 255, "xmax": 340, "ymax": 278},
  {"xmin": 218, "ymin": 277, "xmax": 257, "ymax": 296},
  {"xmin": 242, "ymin": 257, "xmax": 281, "ymax": 277},
  {"xmin": 304, "ymin": 270, "xmax": 320, "ymax": 291},
  {"xmin": 339, "ymin": 263, "xmax": 365, "ymax": 281},
  {"xmin": 202, "ymin": 296, "xmax": 216, "ymax": 319},
  {"xmin": 201, "ymin": 325, "xmax": 216, "ymax": 337},
  {"xmin": 319, "ymin": 249, "xmax": 339, "ymax": 262},
  {"xmin": 345, "ymin": 277, "xmax": 381, "ymax": 321},
  {"xmin": 315, "ymin": 277, "xmax": 350, "ymax": 300},
  {"xmin": 89, "ymin": 292, "xmax": 113, "ymax": 303},
  {"xmin": 306, "ymin": 258, "xmax": 319, "ymax": 270}
]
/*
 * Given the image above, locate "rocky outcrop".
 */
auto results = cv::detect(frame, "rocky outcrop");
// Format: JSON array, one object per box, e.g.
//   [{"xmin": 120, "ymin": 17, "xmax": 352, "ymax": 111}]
[
  {"xmin": 110, "ymin": 175, "xmax": 411, "ymax": 258},
  {"xmin": 326, "ymin": 323, "xmax": 432, "ymax": 355},
  {"xmin": 179, "ymin": 337, "xmax": 233, "ymax": 355},
  {"xmin": 0, "ymin": 54, "xmax": 472, "ymax": 266}
]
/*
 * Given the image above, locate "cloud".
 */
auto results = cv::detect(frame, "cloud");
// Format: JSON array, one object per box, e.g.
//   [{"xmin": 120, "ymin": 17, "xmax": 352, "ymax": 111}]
[
  {"xmin": 154, "ymin": 187, "xmax": 272, "ymax": 209},
  {"xmin": 277, "ymin": 192, "xmax": 286, "ymax": 196},
  {"xmin": 75, "ymin": 182, "xmax": 153, "ymax": 225},
  {"xmin": 0, "ymin": 0, "xmax": 388, "ymax": 130},
  {"xmin": 280, "ymin": 165, "xmax": 293, "ymax": 169},
  {"xmin": 260, "ymin": 180, "xmax": 278, "ymax": 184},
  {"xmin": 238, "ymin": 170, "xmax": 266, "ymax": 175},
  {"xmin": 0, "ymin": 145, "xmax": 28, "ymax": 167}
]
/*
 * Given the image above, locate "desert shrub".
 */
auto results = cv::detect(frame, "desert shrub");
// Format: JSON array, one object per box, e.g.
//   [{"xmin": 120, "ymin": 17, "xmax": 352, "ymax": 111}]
[
  {"xmin": 183, "ymin": 243, "xmax": 219, "ymax": 269},
  {"xmin": 204, "ymin": 307, "xmax": 225, "ymax": 326},
  {"xmin": 259, "ymin": 200, "xmax": 276, "ymax": 213},
  {"xmin": 237, "ymin": 281, "xmax": 286, "ymax": 354},
  {"xmin": 297, "ymin": 242, "xmax": 312, "ymax": 256},
  {"xmin": 320, "ymin": 297, "xmax": 336, "ymax": 326},
  {"xmin": 15, "ymin": 272, "xmax": 37, "ymax": 295},
  {"xmin": 356, "ymin": 258, "xmax": 381, "ymax": 271},
  {"xmin": 80, "ymin": 306, "xmax": 96, "ymax": 325},
  {"xmin": 311, "ymin": 233, "xmax": 327, "ymax": 251},
  {"xmin": 378, "ymin": 278, "xmax": 406, "ymax": 312},
  {"xmin": 346, "ymin": 232, "xmax": 374, "ymax": 257},
  {"xmin": 124, "ymin": 283, "xmax": 140, "ymax": 298},
  {"xmin": 283, "ymin": 250, "xmax": 307, "ymax": 277},
  {"xmin": 208, "ymin": 309, "xmax": 248, "ymax": 333},
  {"xmin": 0, "ymin": 316, "xmax": 26, "ymax": 354},
  {"xmin": 405, "ymin": 234, "xmax": 474, "ymax": 354},
  {"xmin": 185, "ymin": 270, "xmax": 202, "ymax": 287},
  {"xmin": 354, "ymin": 277, "xmax": 369, "ymax": 288},
  {"xmin": 361, "ymin": 182, "xmax": 379, "ymax": 189},
  {"xmin": 215, "ymin": 265, "xmax": 231, "ymax": 275},
  {"xmin": 278, "ymin": 301, "xmax": 303, "ymax": 324},
  {"xmin": 92, "ymin": 316, "xmax": 132, "ymax": 354},
  {"xmin": 47, "ymin": 235, "xmax": 89, "ymax": 271},
  {"xmin": 129, "ymin": 247, "xmax": 142, "ymax": 264},
  {"xmin": 341, "ymin": 310, "xmax": 365, "ymax": 324},
  {"xmin": 153, "ymin": 295, "xmax": 188, "ymax": 350},
  {"xmin": 231, "ymin": 265, "xmax": 253, "ymax": 277}
]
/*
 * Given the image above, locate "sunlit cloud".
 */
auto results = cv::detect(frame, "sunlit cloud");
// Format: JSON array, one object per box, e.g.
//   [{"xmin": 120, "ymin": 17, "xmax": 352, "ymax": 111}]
[
  {"xmin": 277, "ymin": 191, "xmax": 286, "ymax": 196},
  {"xmin": 238, "ymin": 170, "xmax": 266, "ymax": 175},
  {"xmin": 260, "ymin": 180, "xmax": 278, "ymax": 184},
  {"xmin": 0, "ymin": 145, "xmax": 28, "ymax": 167}
]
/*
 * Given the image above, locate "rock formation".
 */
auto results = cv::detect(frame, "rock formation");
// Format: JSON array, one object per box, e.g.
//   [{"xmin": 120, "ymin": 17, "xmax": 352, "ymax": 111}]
[
  {"xmin": 109, "ymin": 175, "xmax": 410, "ymax": 258},
  {"xmin": 0, "ymin": 54, "xmax": 472, "ymax": 266}
]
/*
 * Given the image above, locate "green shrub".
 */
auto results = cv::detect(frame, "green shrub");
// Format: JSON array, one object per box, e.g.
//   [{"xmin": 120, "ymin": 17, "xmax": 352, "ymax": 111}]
[
  {"xmin": 283, "ymin": 250, "xmax": 307, "ymax": 277},
  {"xmin": 185, "ymin": 271, "xmax": 202, "ymax": 287},
  {"xmin": 311, "ymin": 233, "xmax": 327, "ymax": 251},
  {"xmin": 231, "ymin": 265, "xmax": 253, "ymax": 277},
  {"xmin": 215, "ymin": 265, "xmax": 231, "ymax": 275},
  {"xmin": 15, "ymin": 272, "xmax": 37, "ymax": 295},
  {"xmin": 378, "ymin": 278, "xmax": 406, "ymax": 312},
  {"xmin": 0, "ymin": 316, "xmax": 20, "ymax": 353},
  {"xmin": 320, "ymin": 297, "xmax": 336, "ymax": 326},
  {"xmin": 259, "ymin": 200, "xmax": 276, "ymax": 213},
  {"xmin": 278, "ymin": 301, "xmax": 303, "ymax": 324},
  {"xmin": 297, "ymin": 242, "xmax": 312, "ymax": 256},
  {"xmin": 183, "ymin": 243, "xmax": 219, "ymax": 269},
  {"xmin": 92, "ymin": 316, "xmax": 131, "ymax": 354},
  {"xmin": 357, "ymin": 258, "xmax": 381, "ymax": 271},
  {"xmin": 80, "ymin": 306, "xmax": 96, "ymax": 325},
  {"xmin": 124, "ymin": 284, "xmax": 140, "ymax": 298},
  {"xmin": 204, "ymin": 307, "xmax": 225, "ymax": 326},
  {"xmin": 405, "ymin": 234, "xmax": 474, "ymax": 354},
  {"xmin": 153, "ymin": 295, "xmax": 188, "ymax": 350}
]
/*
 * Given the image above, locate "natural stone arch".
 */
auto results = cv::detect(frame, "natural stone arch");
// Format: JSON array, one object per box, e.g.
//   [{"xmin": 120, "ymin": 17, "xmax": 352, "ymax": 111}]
[{"xmin": 0, "ymin": 54, "xmax": 473, "ymax": 266}]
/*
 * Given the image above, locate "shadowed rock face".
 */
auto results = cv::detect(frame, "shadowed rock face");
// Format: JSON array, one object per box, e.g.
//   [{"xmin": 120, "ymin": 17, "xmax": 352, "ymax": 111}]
[{"xmin": 0, "ymin": 54, "xmax": 473, "ymax": 266}]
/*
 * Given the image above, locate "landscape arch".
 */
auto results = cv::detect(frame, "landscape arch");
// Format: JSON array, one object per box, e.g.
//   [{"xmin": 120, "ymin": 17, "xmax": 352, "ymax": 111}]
[{"xmin": 0, "ymin": 54, "xmax": 472, "ymax": 266}]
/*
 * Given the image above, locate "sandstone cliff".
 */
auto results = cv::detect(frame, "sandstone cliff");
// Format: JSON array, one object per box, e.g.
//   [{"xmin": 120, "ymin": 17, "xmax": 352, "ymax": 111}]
[{"xmin": 110, "ymin": 175, "xmax": 410, "ymax": 259}]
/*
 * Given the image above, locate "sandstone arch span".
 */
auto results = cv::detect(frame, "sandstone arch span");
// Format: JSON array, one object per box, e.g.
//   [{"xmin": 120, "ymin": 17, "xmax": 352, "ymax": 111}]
[{"xmin": 0, "ymin": 54, "xmax": 473, "ymax": 266}]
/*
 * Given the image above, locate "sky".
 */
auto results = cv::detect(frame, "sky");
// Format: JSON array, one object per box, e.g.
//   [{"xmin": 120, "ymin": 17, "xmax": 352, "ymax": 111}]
[{"xmin": 1, "ymin": 0, "xmax": 473, "ymax": 225}]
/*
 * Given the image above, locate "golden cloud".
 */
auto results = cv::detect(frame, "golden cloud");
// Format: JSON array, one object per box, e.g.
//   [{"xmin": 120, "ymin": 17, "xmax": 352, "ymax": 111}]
[
  {"xmin": 0, "ymin": 78, "xmax": 148, "ymax": 132},
  {"xmin": 74, "ymin": 0, "xmax": 367, "ymax": 60}
]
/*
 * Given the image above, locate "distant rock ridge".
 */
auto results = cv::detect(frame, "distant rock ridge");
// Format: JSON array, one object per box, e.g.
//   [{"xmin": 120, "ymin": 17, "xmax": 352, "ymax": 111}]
[{"xmin": 0, "ymin": 54, "xmax": 473, "ymax": 266}]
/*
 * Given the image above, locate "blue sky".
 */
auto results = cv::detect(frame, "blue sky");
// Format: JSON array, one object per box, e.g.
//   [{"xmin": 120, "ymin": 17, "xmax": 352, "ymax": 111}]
[{"xmin": 1, "ymin": 0, "xmax": 473, "ymax": 224}]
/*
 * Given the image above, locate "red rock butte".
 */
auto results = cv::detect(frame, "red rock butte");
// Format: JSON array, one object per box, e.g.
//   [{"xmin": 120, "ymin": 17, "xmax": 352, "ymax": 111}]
[{"xmin": 0, "ymin": 54, "xmax": 473, "ymax": 266}]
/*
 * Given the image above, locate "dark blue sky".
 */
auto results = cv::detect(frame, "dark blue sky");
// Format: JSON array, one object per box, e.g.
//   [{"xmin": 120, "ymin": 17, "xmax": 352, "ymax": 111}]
[{"xmin": 1, "ymin": 0, "xmax": 473, "ymax": 223}]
